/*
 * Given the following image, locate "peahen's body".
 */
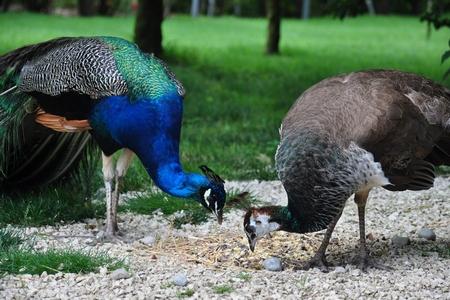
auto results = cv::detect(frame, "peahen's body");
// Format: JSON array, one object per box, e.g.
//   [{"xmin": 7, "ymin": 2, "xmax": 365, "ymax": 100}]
[
  {"xmin": 0, "ymin": 37, "xmax": 226, "ymax": 236},
  {"xmin": 244, "ymin": 70, "xmax": 450, "ymax": 270}
]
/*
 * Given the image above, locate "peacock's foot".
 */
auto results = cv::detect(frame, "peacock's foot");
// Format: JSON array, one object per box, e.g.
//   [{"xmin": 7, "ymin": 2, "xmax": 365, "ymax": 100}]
[
  {"xmin": 96, "ymin": 227, "xmax": 124, "ymax": 243},
  {"xmin": 294, "ymin": 254, "xmax": 330, "ymax": 272}
]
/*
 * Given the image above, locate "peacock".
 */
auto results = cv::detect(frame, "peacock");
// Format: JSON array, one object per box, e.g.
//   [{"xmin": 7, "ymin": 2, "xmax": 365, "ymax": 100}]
[
  {"xmin": 0, "ymin": 36, "xmax": 226, "ymax": 236},
  {"xmin": 244, "ymin": 70, "xmax": 450, "ymax": 271}
]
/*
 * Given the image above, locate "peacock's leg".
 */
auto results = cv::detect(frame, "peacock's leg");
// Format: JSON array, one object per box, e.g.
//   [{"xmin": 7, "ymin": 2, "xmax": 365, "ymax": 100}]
[
  {"xmin": 299, "ymin": 206, "xmax": 344, "ymax": 272},
  {"xmin": 354, "ymin": 190, "xmax": 392, "ymax": 271},
  {"xmin": 111, "ymin": 149, "xmax": 134, "ymax": 231},
  {"xmin": 102, "ymin": 152, "xmax": 117, "ymax": 236}
]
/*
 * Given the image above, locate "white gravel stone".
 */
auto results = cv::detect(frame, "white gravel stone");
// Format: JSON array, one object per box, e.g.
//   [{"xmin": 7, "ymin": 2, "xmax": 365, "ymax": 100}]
[
  {"xmin": 392, "ymin": 235, "xmax": 410, "ymax": 247},
  {"xmin": 139, "ymin": 234, "xmax": 156, "ymax": 246},
  {"xmin": 171, "ymin": 273, "xmax": 188, "ymax": 286},
  {"xmin": 417, "ymin": 228, "xmax": 436, "ymax": 241},
  {"xmin": 110, "ymin": 269, "xmax": 131, "ymax": 280},
  {"xmin": 263, "ymin": 257, "xmax": 283, "ymax": 271},
  {"xmin": 334, "ymin": 266, "xmax": 346, "ymax": 273},
  {"xmin": 1, "ymin": 179, "xmax": 449, "ymax": 299}
]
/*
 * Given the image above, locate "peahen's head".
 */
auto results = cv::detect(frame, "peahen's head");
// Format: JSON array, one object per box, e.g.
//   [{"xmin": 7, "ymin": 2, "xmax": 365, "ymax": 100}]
[
  {"xmin": 243, "ymin": 207, "xmax": 282, "ymax": 252},
  {"xmin": 195, "ymin": 165, "xmax": 226, "ymax": 224}
]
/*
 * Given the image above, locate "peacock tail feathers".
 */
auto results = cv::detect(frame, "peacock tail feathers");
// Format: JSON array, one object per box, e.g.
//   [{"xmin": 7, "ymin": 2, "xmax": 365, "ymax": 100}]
[
  {"xmin": 0, "ymin": 42, "xmax": 94, "ymax": 190},
  {"xmin": 0, "ymin": 67, "xmax": 35, "ymax": 178}
]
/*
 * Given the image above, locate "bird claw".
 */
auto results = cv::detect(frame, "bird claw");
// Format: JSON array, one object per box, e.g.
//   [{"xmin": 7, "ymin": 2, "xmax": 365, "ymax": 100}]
[
  {"xmin": 96, "ymin": 229, "xmax": 125, "ymax": 243},
  {"xmin": 353, "ymin": 252, "xmax": 394, "ymax": 272},
  {"xmin": 359, "ymin": 258, "xmax": 394, "ymax": 272},
  {"xmin": 294, "ymin": 255, "xmax": 330, "ymax": 272}
]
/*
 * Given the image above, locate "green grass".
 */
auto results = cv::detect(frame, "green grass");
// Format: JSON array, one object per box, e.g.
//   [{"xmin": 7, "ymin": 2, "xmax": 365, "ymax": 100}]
[
  {"xmin": 0, "ymin": 13, "xmax": 448, "ymax": 224},
  {"xmin": 213, "ymin": 284, "xmax": 234, "ymax": 294},
  {"xmin": 0, "ymin": 227, "xmax": 124, "ymax": 275},
  {"xmin": 0, "ymin": 13, "xmax": 448, "ymax": 183},
  {"xmin": 176, "ymin": 288, "xmax": 195, "ymax": 298},
  {"xmin": 121, "ymin": 189, "xmax": 258, "ymax": 228},
  {"xmin": 237, "ymin": 271, "xmax": 252, "ymax": 282},
  {"xmin": 0, "ymin": 187, "xmax": 105, "ymax": 227}
]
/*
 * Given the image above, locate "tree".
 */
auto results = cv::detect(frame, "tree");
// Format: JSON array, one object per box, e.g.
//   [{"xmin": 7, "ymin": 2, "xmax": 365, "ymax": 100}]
[
  {"xmin": 265, "ymin": 0, "xmax": 281, "ymax": 54},
  {"xmin": 302, "ymin": 0, "xmax": 310, "ymax": 20},
  {"xmin": 23, "ymin": 0, "xmax": 51, "ymax": 13},
  {"xmin": 421, "ymin": 0, "xmax": 450, "ymax": 79},
  {"xmin": 191, "ymin": 0, "xmax": 200, "ymax": 17},
  {"xmin": 134, "ymin": 0, "xmax": 164, "ymax": 57},
  {"xmin": 98, "ymin": 0, "xmax": 113, "ymax": 16},
  {"xmin": 0, "ymin": 0, "xmax": 11, "ymax": 12},
  {"xmin": 207, "ymin": 0, "xmax": 216, "ymax": 16},
  {"xmin": 78, "ymin": 0, "xmax": 97, "ymax": 16}
]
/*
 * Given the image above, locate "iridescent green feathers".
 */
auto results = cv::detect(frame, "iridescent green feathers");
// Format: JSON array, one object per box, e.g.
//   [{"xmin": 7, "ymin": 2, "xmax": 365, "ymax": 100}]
[{"xmin": 101, "ymin": 37, "xmax": 185, "ymax": 100}]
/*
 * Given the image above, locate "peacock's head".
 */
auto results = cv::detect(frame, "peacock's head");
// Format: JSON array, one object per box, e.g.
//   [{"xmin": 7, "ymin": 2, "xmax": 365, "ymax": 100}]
[
  {"xmin": 243, "ymin": 207, "xmax": 281, "ymax": 252},
  {"xmin": 198, "ymin": 165, "xmax": 226, "ymax": 224}
]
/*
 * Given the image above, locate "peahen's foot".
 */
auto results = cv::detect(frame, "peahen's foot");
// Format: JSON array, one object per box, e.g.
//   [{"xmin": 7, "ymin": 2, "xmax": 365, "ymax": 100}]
[
  {"xmin": 353, "ymin": 248, "xmax": 393, "ymax": 272},
  {"xmin": 295, "ymin": 254, "xmax": 330, "ymax": 272}
]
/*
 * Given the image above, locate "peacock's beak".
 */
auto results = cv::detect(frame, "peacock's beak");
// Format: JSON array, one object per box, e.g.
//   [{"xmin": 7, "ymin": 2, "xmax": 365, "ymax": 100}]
[{"xmin": 213, "ymin": 208, "xmax": 223, "ymax": 225}]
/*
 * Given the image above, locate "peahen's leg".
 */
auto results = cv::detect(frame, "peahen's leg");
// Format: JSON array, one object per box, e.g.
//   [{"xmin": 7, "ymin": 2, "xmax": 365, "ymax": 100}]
[
  {"xmin": 300, "ymin": 206, "xmax": 345, "ymax": 272},
  {"xmin": 354, "ymin": 190, "xmax": 370, "ymax": 270},
  {"xmin": 354, "ymin": 190, "xmax": 392, "ymax": 271},
  {"xmin": 102, "ymin": 152, "xmax": 117, "ymax": 236}
]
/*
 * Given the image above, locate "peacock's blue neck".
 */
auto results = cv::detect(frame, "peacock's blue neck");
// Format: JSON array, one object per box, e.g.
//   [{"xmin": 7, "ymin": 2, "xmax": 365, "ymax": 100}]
[{"xmin": 89, "ymin": 93, "xmax": 209, "ymax": 199}]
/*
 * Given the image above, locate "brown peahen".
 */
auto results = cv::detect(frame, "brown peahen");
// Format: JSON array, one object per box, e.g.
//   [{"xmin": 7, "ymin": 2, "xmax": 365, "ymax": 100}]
[{"xmin": 244, "ymin": 70, "xmax": 450, "ymax": 271}]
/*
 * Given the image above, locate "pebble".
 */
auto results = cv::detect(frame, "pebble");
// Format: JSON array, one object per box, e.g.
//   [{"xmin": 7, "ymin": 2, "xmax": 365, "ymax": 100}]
[
  {"xmin": 392, "ymin": 235, "xmax": 410, "ymax": 247},
  {"xmin": 171, "ymin": 273, "xmax": 188, "ymax": 286},
  {"xmin": 139, "ymin": 234, "xmax": 156, "ymax": 246},
  {"xmin": 1, "ymin": 179, "xmax": 449, "ymax": 299},
  {"xmin": 334, "ymin": 266, "xmax": 346, "ymax": 273},
  {"xmin": 110, "ymin": 269, "xmax": 131, "ymax": 280},
  {"xmin": 263, "ymin": 257, "xmax": 283, "ymax": 271},
  {"xmin": 417, "ymin": 228, "xmax": 436, "ymax": 241}
]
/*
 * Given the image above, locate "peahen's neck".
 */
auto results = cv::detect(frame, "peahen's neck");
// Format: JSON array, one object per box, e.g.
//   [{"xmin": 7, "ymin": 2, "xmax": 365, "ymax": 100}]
[{"xmin": 268, "ymin": 206, "xmax": 304, "ymax": 233}]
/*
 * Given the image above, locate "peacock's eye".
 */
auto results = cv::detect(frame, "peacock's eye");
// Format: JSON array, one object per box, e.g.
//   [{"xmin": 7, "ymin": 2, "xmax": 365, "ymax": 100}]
[{"xmin": 256, "ymin": 220, "xmax": 262, "ymax": 225}]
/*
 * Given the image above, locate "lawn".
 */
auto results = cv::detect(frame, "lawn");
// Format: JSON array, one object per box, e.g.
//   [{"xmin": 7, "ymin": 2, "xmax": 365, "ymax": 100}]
[
  {"xmin": 0, "ymin": 13, "xmax": 448, "ymax": 226},
  {"xmin": 0, "ymin": 13, "xmax": 448, "ymax": 182}
]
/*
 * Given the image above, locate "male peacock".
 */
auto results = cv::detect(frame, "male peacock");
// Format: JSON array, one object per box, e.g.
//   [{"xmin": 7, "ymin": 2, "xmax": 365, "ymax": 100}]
[
  {"xmin": 0, "ymin": 36, "xmax": 226, "ymax": 236},
  {"xmin": 244, "ymin": 70, "xmax": 450, "ymax": 271}
]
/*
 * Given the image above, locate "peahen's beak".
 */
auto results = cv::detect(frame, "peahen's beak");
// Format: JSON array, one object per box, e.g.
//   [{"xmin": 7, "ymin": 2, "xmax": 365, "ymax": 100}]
[{"xmin": 247, "ymin": 236, "xmax": 257, "ymax": 252}]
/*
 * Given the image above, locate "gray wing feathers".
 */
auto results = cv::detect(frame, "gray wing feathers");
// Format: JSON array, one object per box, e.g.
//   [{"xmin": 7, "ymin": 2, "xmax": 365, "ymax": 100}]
[{"xmin": 18, "ymin": 38, "xmax": 128, "ymax": 99}]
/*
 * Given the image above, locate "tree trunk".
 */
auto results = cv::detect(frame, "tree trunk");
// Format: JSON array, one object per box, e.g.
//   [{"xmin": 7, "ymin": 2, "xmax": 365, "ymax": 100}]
[
  {"xmin": 98, "ymin": 0, "xmax": 113, "ymax": 16},
  {"xmin": 23, "ymin": 0, "xmax": 51, "ymax": 13},
  {"xmin": 163, "ymin": 0, "xmax": 171, "ymax": 17},
  {"xmin": 207, "ymin": 0, "xmax": 215, "ymax": 16},
  {"xmin": 78, "ymin": 0, "xmax": 97, "ymax": 16},
  {"xmin": 134, "ymin": 0, "xmax": 164, "ymax": 57},
  {"xmin": 302, "ymin": 0, "xmax": 310, "ymax": 20},
  {"xmin": 1, "ymin": 0, "xmax": 12, "ymax": 12},
  {"xmin": 365, "ymin": 0, "xmax": 376, "ymax": 15},
  {"xmin": 266, "ymin": 0, "xmax": 281, "ymax": 54},
  {"xmin": 191, "ymin": 0, "xmax": 200, "ymax": 17},
  {"xmin": 233, "ymin": 2, "xmax": 241, "ymax": 16}
]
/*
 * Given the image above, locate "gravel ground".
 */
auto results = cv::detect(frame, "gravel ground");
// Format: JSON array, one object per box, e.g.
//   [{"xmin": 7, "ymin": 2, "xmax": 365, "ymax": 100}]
[{"xmin": 1, "ymin": 178, "xmax": 449, "ymax": 299}]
